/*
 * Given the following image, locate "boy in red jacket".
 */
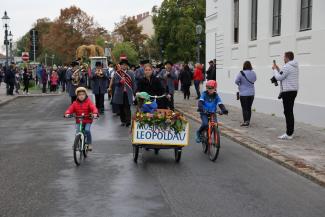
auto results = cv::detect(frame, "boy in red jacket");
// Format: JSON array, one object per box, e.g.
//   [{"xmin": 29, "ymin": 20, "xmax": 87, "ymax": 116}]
[{"xmin": 65, "ymin": 87, "xmax": 98, "ymax": 151}]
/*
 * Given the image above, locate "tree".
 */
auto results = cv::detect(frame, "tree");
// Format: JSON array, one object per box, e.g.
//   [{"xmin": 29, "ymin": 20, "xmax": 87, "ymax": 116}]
[
  {"xmin": 152, "ymin": 0, "xmax": 205, "ymax": 63},
  {"xmin": 111, "ymin": 42, "xmax": 138, "ymax": 65},
  {"xmin": 114, "ymin": 17, "xmax": 148, "ymax": 51},
  {"xmin": 15, "ymin": 6, "xmax": 110, "ymax": 65}
]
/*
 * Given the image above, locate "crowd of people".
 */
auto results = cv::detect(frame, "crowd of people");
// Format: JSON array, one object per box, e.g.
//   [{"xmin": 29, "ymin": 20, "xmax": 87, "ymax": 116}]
[{"xmin": 1, "ymin": 50, "xmax": 299, "ymax": 147}]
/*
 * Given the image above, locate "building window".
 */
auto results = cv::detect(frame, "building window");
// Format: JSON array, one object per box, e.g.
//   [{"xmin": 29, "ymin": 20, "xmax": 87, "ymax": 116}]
[
  {"xmin": 272, "ymin": 0, "xmax": 281, "ymax": 36},
  {"xmin": 300, "ymin": 0, "xmax": 312, "ymax": 31},
  {"xmin": 234, "ymin": 0, "xmax": 239, "ymax": 43},
  {"xmin": 251, "ymin": 0, "xmax": 258, "ymax": 40}
]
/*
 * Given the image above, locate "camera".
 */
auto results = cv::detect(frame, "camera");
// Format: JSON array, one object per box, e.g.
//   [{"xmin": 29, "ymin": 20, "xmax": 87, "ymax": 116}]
[{"xmin": 270, "ymin": 76, "xmax": 278, "ymax": 86}]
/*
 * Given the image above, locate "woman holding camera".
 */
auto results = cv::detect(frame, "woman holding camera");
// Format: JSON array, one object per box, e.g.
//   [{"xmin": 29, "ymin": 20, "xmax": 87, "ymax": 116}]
[{"xmin": 235, "ymin": 61, "xmax": 257, "ymax": 127}]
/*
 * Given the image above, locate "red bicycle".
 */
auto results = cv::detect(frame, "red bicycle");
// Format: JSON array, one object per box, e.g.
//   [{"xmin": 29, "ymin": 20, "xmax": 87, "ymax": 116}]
[{"xmin": 200, "ymin": 111, "xmax": 222, "ymax": 161}]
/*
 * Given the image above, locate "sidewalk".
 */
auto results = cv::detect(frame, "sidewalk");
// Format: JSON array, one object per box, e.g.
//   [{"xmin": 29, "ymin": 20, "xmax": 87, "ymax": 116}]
[
  {"xmin": 174, "ymin": 88, "xmax": 325, "ymax": 186},
  {"xmin": 0, "ymin": 84, "xmax": 62, "ymax": 106}
]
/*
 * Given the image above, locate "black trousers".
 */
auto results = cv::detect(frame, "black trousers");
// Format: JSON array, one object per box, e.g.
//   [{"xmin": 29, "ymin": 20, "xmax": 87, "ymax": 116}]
[
  {"xmin": 282, "ymin": 91, "xmax": 297, "ymax": 136},
  {"xmin": 182, "ymin": 85, "xmax": 190, "ymax": 99},
  {"xmin": 23, "ymin": 81, "xmax": 29, "ymax": 93},
  {"xmin": 42, "ymin": 83, "xmax": 47, "ymax": 93},
  {"xmin": 240, "ymin": 95, "xmax": 254, "ymax": 123},
  {"xmin": 95, "ymin": 93, "xmax": 105, "ymax": 112},
  {"xmin": 119, "ymin": 93, "xmax": 131, "ymax": 124}
]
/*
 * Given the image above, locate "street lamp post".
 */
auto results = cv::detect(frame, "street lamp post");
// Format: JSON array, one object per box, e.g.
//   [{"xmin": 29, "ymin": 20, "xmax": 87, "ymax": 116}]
[
  {"xmin": 9, "ymin": 31, "xmax": 13, "ymax": 62},
  {"xmin": 196, "ymin": 24, "xmax": 203, "ymax": 64},
  {"xmin": 2, "ymin": 11, "xmax": 10, "ymax": 69},
  {"xmin": 159, "ymin": 38, "xmax": 164, "ymax": 64}
]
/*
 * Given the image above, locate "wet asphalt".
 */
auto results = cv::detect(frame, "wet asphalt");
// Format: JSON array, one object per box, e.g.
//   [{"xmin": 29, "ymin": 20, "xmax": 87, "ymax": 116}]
[{"xmin": 0, "ymin": 95, "xmax": 324, "ymax": 217}]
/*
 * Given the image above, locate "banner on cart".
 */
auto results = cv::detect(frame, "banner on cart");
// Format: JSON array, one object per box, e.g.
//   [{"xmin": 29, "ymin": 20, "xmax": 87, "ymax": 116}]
[{"xmin": 132, "ymin": 122, "xmax": 189, "ymax": 146}]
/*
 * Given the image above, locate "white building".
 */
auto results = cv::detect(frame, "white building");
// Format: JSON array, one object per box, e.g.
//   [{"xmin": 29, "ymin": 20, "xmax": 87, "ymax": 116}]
[{"xmin": 205, "ymin": 0, "xmax": 325, "ymax": 127}]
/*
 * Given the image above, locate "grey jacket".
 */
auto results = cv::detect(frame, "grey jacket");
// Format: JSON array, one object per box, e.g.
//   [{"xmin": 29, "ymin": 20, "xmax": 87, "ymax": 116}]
[
  {"xmin": 112, "ymin": 70, "xmax": 136, "ymax": 105},
  {"xmin": 157, "ymin": 68, "xmax": 177, "ymax": 94},
  {"xmin": 274, "ymin": 60, "xmax": 299, "ymax": 92}
]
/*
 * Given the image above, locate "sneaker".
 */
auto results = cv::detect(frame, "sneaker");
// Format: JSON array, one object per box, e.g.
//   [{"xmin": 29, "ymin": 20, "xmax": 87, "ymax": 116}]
[
  {"xmin": 195, "ymin": 131, "xmax": 201, "ymax": 143},
  {"xmin": 278, "ymin": 133, "xmax": 293, "ymax": 140},
  {"xmin": 87, "ymin": 144, "xmax": 93, "ymax": 151},
  {"xmin": 240, "ymin": 122, "xmax": 250, "ymax": 127}
]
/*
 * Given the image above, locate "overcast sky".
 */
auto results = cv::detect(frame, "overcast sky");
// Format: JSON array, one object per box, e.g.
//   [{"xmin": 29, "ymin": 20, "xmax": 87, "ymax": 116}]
[{"xmin": 0, "ymin": 0, "xmax": 163, "ymax": 52}]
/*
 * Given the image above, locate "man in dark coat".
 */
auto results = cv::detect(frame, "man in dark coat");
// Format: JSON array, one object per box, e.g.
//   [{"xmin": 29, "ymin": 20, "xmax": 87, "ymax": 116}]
[
  {"xmin": 5, "ymin": 63, "xmax": 16, "ymax": 95},
  {"xmin": 206, "ymin": 60, "xmax": 216, "ymax": 81},
  {"xmin": 112, "ymin": 59, "xmax": 136, "ymax": 127},
  {"xmin": 157, "ymin": 61, "xmax": 177, "ymax": 110},
  {"xmin": 91, "ymin": 62, "xmax": 109, "ymax": 114},
  {"xmin": 66, "ymin": 61, "xmax": 84, "ymax": 103}
]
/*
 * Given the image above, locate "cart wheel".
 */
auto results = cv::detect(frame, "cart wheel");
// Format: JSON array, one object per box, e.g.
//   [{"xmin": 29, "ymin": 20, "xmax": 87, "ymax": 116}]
[
  {"xmin": 154, "ymin": 149, "xmax": 160, "ymax": 155},
  {"xmin": 133, "ymin": 145, "xmax": 139, "ymax": 163},
  {"xmin": 174, "ymin": 149, "xmax": 182, "ymax": 163}
]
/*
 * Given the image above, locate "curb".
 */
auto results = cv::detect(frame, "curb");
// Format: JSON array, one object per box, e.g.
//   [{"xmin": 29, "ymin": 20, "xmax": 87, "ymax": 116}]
[
  {"xmin": 0, "ymin": 96, "xmax": 18, "ymax": 107},
  {"xmin": 176, "ymin": 108, "xmax": 325, "ymax": 187}
]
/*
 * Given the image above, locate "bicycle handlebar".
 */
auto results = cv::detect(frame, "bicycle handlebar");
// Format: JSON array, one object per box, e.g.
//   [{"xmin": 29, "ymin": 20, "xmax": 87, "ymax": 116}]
[
  {"xmin": 149, "ymin": 94, "xmax": 167, "ymax": 99},
  {"xmin": 64, "ymin": 114, "xmax": 98, "ymax": 119}
]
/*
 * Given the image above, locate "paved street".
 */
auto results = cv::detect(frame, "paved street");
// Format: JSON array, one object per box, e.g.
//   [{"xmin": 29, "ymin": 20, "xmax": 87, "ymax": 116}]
[{"xmin": 1, "ymin": 96, "xmax": 325, "ymax": 217}]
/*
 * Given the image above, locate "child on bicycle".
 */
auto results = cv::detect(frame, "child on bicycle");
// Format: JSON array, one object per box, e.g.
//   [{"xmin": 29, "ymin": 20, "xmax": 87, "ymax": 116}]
[
  {"xmin": 64, "ymin": 87, "xmax": 98, "ymax": 151},
  {"xmin": 196, "ymin": 80, "xmax": 228, "ymax": 143},
  {"xmin": 136, "ymin": 92, "xmax": 158, "ymax": 114}
]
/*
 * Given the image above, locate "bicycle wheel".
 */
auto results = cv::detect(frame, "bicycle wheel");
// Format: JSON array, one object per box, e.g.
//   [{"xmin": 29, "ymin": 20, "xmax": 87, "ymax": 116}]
[
  {"xmin": 83, "ymin": 145, "xmax": 88, "ymax": 158},
  {"xmin": 201, "ymin": 130, "xmax": 208, "ymax": 154},
  {"xmin": 73, "ymin": 134, "xmax": 83, "ymax": 166},
  {"xmin": 174, "ymin": 148, "xmax": 182, "ymax": 163},
  {"xmin": 208, "ymin": 126, "xmax": 221, "ymax": 161},
  {"xmin": 133, "ymin": 145, "xmax": 139, "ymax": 163}
]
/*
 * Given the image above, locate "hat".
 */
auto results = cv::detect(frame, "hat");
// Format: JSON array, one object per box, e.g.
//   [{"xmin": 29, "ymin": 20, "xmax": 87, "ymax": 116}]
[
  {"xmin": 75, "ymin": 87, "xmax": 88, "ymax": 96},
  {"xmin": 209, "ymin": 60, "xmax": 214, "ymax": 64},
  {"xmin": 119, "ymin": 59, "xmax": 130, "ymax": 66},
  {"xmin": 140, "ymin": 59, "xmax": 150, "ymax": 65},
  {"xmin": 71, "ymin": 61, "xmax": 79, "ymax": 67},
  {"xmin": 165, "ymin": 60, "xmax": 173, "ymax": 66},
  {"xmin": 95, "ymin": 61, "xmax": 102, "ymax": 67},
  {"xmin": 136, "ymin": 92, "xmax": 150, "ymax": 101}
]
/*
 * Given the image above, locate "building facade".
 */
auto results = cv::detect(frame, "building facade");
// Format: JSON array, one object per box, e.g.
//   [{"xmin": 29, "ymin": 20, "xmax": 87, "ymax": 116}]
[{"xmin": 205, "ymin": 0, "xmax": 325, "ymax": 127}]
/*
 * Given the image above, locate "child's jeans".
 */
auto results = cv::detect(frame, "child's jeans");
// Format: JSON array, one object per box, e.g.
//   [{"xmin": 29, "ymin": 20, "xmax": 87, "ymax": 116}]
[
  {"xmin": 76, "ymin": 123, "xmax": 92, "ymax": 144},
  {"xmin": 198, "ymin": 113, "xmax": 217, "ymax": 133}
]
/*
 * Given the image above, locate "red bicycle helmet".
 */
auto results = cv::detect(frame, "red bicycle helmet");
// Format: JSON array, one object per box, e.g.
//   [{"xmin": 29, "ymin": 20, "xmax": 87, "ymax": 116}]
[{"xmin": 206, "ymin": 80, "xmax": 217, "ymax": 89}]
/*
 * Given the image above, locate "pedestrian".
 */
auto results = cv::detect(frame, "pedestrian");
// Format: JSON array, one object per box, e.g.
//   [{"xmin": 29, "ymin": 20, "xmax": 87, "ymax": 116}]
[
  {"xmin": 50, "ymin": 70, "xmax": 59, "ymax": 92},
  {"xmin": 0, "ymin": 65, "xmax": 3, "ymax": 86},
  {"xmin": 108, "ymin": 66, "xmax": 120, "ymax": 115},
  {"xmin": 41, "ymin": 66, "xmax": 48, "ymax": 93},
  {"xmin": 66, "ymin": 61, "xmax": 84, "ymax": 103},
  {"xmin": 272, "ymin": 51, "xmax": 299, "ymax": 140},
  {"xmin": 22, "ymin": 68, "xmax": 30, "ymax": 94},
  {"xmin": 5, "ymin": 63, "xmax": 15, "ymax": 95},
  {"xmin": 135, "ymin": 60, "xmax": 148, "ymax": 91},
  {"xmin": 157, "ymin": 61, "xmax": 177, "ymax": 110},
  {"xmin": 193, "ymin": 63, "xmax": 204, "ymax": 99},
  {"xmin": 112, "ymin": 59, "xmax": 136, "ymax": 127},
  {"xmin": 137, "ymin": 63, "xmax": 166, "ymax": 108},
  {"xmin": 235, "ymin": 61, "xmax": 257, "ymax": 127},
  {"xmin": 206, "ymin": 60, "xmax": 216, "ymax": 81},
  {"xmin": 91, "ymin": 62, "xmax": 109, "ymax": 114},
  {"xmin": 179, "ymin": 64, "xmax": 193, "ymax": 100}
]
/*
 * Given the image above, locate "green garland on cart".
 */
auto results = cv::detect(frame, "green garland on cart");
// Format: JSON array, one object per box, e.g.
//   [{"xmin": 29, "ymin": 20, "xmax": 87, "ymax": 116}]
[{"xmin": 135, "ymin": 111, "xmax": 188, "ymax": 133}]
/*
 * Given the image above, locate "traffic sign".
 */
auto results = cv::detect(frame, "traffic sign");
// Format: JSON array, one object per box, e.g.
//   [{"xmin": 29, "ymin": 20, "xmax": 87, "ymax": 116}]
[{"xmin": 22, "ymin": 52, "xmax": 29, "ymax": 62}]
